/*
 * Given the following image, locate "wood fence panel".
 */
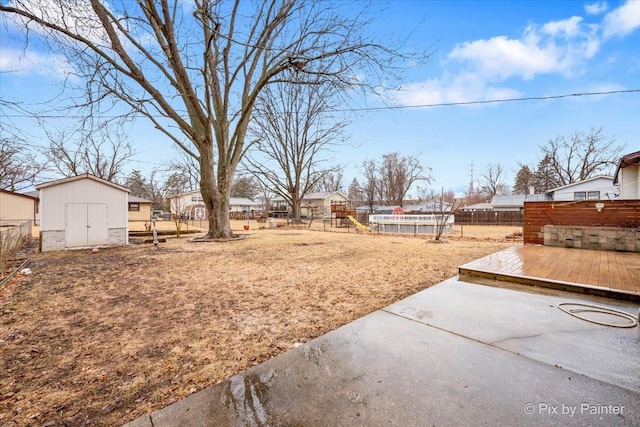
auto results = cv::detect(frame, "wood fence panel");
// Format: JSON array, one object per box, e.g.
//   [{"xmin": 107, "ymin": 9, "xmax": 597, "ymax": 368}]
[
  {"xmin": 523, "ymin": 200, "xmax": 640, "ymax": 244},
  {"xmin": 455, "ymin": 211, "xmax": 523, "ymax": 225}
]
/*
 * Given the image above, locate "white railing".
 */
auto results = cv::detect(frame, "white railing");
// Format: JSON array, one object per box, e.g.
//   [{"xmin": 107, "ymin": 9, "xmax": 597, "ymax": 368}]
[
  {"xmin": 368, "ymin": 214, "xmax": 454, "ymax": 235},
  {"xmin": 369, "ymin": 214, "xmax": 455, "ymax": 225}
]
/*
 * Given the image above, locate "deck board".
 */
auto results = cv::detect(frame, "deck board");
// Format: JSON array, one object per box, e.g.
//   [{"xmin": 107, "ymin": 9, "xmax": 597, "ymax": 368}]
[{"xmin": 459, "ymin": 245, "xmax": 640, "ymax": 302}]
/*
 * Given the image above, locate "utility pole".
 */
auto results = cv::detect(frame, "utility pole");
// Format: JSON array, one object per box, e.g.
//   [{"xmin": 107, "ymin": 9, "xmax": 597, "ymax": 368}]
[{"xmin": 468, "ymin": 161, "xmax": 475, "ymax": 202}]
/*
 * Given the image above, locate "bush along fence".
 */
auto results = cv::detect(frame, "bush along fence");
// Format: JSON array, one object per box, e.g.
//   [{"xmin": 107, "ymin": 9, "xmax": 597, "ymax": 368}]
[{"xmin": 0, "ymin": 219, "xmax": 32, "ymax": 279}]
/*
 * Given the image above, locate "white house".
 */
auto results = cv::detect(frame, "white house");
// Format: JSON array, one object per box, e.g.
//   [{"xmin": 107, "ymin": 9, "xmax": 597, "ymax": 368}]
[
  {"xmin": 168, "ymin": 189, "xmax": 262, "ymax": 220},
  {"xmin": 36, "ymin": 174, "xmax": 130, "ymax": 252},
  {"xmin": 461, "ymin": 202, "xmax": 493, "ymax": 212},
  {"xmin": 545, "ymin": 176, "xmax": 618, "ymax": 201},
  {"xmin": 613, "ymin": 151, "xmax": 640, "ymax": 199},
  {"xmin": 404, "ymin": 199, "xmax": 454, "ymax": 213}
]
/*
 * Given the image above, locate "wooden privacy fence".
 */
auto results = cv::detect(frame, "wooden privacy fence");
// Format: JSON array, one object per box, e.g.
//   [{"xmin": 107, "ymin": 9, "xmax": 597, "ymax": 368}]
[
  {"xmin": 523, "ymin": 200, "xmax": 640, "ymax": 245},
  {"xmin": 455, "ymin": 210, "xmax": 523, "ymax": 225}
]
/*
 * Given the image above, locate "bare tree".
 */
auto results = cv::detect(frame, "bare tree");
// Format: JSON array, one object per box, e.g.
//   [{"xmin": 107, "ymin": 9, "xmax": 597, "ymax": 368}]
[
  {"xmin": 313, "ymin": 169, "xmax": 345, "ymax": 193},
  {"xmin": 360, "ymin": 159, "xmax": 379, "ymax": 212},
  {"xmin": 244, "ymin": 81, "xmax": 346, "ymax": 221},
  {"xmin": 379, "ymin": 152, "xmax": 430, "ymax": 206},
  {"xmin": 539, "ymin": 127, "xmax": 624, "ymax": 186},
  {"xmin": 0, "ymin": 137, "xmax": 46, "ymax": 191},
  {"xmin": 347, "ymin": 178, "xmax": 363, "ymax": 207},
  {"xmin": 433, "ymin": 187, "xmax": 457, "ymax": 241},
  {"xmin": 479, "ymin": 162, "xmax": 510, "ymax": 199},
  {"xmin": 166, "ymin": 150, "xmax": 200, "ymax": 193},
  {"xmin": 1, "ymin": 1, "xmax": 422, "ymax": 239},
  {"xmin": 46, "ymin": 126, "xmax": 134, "ymax": 182},
  {"xmin": 230, "ymin": 176, "xmax": 260, "ymax": 200}
]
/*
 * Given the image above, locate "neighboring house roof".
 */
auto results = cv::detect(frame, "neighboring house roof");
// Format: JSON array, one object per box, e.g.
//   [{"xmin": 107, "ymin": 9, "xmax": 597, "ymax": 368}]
[
  {"xmin": 0, "ymin": 188, "xmax": 39, "ymax": 201},
  {"xmin": 491, "ymin": 194, "xmax": 547, "ymax": 208},
  {"xmin": 128, "ymin": 195, "xmax": 154, "ymax": 203},
  {"xmin": 462, "ymin": 202, "xmax": 493, "ymax": 211},
  {"xmin": 230, "ymin": 197, "xmax": 261, "ymax": 206},
  {"xmin": 168, "ymin": 190, "xmax": 260, "ymax": 206},
  {"xmin": 613, "ymin": 151, "xmax": 640, "ymax": 184},
  {"xmin": 36, "ymin": 173, "xmax": 130, "ymax": 192},
  {"xmin": 544, "ymin": 175, "xmax": 613, "ymax": 194},
  {"xmin": 373, "ymin": 205, "xmax": 404, "ymax": 214}
]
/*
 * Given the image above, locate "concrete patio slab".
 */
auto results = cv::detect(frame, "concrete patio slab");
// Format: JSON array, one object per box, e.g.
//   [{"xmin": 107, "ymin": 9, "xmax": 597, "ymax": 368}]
[{"xmin": 124, "ymin": 278, "xmax": 640, "ymax": 426}]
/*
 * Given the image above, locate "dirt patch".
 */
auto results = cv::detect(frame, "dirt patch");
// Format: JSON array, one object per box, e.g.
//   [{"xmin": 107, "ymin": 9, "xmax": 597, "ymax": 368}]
[{"xmin": 0, "ymin": 226, "xmax": 516, "ymax": 426}]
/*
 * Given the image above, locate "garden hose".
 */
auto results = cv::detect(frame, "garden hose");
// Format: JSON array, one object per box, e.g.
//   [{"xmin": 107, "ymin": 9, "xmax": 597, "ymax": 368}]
[{"xmin": 557, "ymin": 302, "xmax": 639, "ymax": 328}]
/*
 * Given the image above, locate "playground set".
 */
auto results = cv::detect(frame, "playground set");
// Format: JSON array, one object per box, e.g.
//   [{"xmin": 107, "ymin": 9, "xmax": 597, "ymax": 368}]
[{"xmin": 330, "ymin": 201, "xmax": 369, "ymax": 231}]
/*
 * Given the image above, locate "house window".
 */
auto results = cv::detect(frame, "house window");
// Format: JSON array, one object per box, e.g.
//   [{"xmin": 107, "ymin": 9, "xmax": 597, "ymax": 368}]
[
  {"xmin": 191, "ymin": 196, "xmax": 203, "ymax": 202},
  {"xmin": 129, "ymin": 203, "xmax": 140, "ymax": 211},
  {"xmin": 574, "ymin": 192, "xmax": 586, "ymax": 201},
  {"xmin": 587, "ymin": 191, "xmax": 600, "ymax": 200}
]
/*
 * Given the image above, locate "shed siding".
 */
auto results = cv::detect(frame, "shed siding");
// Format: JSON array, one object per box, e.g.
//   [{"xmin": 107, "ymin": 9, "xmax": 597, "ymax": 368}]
[
  {"xmin": 40, "ymin": 179, "xmax": 127, "ymax": 231},
  {"xmin": 619, "ymin": 165, "xmax": 640, "ymax": 199},
  {"xmin": 0, "ymin": 192, "xmax": 36, "ymax": 222},
  {"xmin": 39, "ymin": 177, "xmax": 128, "ymax": 251}
]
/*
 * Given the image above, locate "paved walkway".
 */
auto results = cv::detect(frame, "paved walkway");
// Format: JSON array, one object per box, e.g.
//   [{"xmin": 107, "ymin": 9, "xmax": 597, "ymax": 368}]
[{"xmin": 125, "ymin": 278, "xmax": 640, "ymax": 426}]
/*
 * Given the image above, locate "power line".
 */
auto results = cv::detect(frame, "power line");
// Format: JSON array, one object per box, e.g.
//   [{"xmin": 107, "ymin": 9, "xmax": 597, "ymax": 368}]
[
  {"xmin": 338, "ymin": 88, "xmax": 640, "ymax": 112},
  {"xmin": 1, "ymin": 88, "xmax": 638, "ymax": 119}
]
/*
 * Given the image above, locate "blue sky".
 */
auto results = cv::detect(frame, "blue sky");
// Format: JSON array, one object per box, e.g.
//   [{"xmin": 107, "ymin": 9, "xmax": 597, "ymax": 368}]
[{"xmin": 1, "ymin": 0, "xmax": 639, "ymax": 195}]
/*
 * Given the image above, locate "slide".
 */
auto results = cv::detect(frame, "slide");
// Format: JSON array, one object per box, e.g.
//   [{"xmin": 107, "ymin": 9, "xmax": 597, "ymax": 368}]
[{"xmin": 347, "ymin": 215, "xmax": 369, "ymax": 231}]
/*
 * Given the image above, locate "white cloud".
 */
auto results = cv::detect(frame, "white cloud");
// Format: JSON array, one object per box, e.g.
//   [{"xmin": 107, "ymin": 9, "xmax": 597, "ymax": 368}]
[
  {"xmin": 0, "ymin": 48, "xmax": 76, "ymax": 78},
  {"xmin": 393, "ymin": 74, "xmax": 522, "ymax": 107},
  {"xmin": 392, "ymin": 4, "xmax": 638, "ymax": 108},
  {"xmin": 602, "ymin": 0, "xmax": 640, "ymax": 39},
  {"xmin": 446, "ymin": 19, "xmax": 601, "ymax": 82},
  {"xmin": 542, "ymin": 16, "xmax": 583, "ymax": 37},
  {"xmin": 6, "ymin": 0, "xmax": 111, "ymax": 46},
  {"xmin": 585, "ymin": 2, "xmax": 609, "ymax": 16}
]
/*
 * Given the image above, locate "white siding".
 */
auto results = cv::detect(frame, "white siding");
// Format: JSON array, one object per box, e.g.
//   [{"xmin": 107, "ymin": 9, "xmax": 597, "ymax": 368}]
[
  {"xmin": 551, "ymin": 178, "xmax": 618, "ymax": 201},
  {"xmin": 0, "ymin": 192, "xmax": 36, "ymax": 222},
  {"xmin": 40, "ymin": 179, "xmax": 127, "ymax": 231},
  {"xmin": 39, "ymin": 177, "xmax": 128, "ymax": 251},
  {"xmin": 619, "ymin": 165, "xmax": 640, "ymax": 199}
]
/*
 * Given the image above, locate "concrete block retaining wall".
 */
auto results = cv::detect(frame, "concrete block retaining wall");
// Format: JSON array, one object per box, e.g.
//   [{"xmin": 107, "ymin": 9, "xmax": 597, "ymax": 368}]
[{"xmin": 543, "ymin": 225, "xmax": 640, "ymax": 252}]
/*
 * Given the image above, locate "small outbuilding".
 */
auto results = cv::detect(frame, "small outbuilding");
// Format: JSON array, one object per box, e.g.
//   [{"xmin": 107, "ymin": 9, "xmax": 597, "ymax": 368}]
[
  {"xmin": 36, "ymin": 174, "xmax": 130, "ymax": 252},
  {"xmin": 0, "ymin": 189, "xmax": 39, "ymax": 224}
]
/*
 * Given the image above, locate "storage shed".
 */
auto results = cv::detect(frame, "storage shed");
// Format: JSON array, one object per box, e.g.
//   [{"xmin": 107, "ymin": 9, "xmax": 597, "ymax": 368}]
[
  {"xmin": 36, "ymin": 174, "xmax": 130, "ymax": 252},
  {"xmin": 0, "ymin": 189, "xmax": 39, "ymax": 224}
]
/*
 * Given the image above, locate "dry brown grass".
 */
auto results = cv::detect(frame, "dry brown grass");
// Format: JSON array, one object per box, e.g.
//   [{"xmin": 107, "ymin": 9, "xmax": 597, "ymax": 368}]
[{"xmin": 0, "ymin": 224, "xmax": 517, "ymax": 426}]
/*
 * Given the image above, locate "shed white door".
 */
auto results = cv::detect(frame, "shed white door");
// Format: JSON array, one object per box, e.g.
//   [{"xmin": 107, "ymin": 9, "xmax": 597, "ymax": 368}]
[{"xmin": 66, "ymin": 203, "xmax": 108, "ymax": 247}]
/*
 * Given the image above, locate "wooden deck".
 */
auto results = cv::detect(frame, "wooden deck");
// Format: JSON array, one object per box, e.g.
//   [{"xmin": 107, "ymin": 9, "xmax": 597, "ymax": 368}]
[{"xmin": 459, "ymin": 245, "xmax": 640, "ymax": 302}]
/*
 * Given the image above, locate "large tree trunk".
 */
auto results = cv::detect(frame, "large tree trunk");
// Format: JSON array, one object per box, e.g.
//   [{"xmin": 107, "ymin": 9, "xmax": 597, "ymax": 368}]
[
  {"xmin": 291, "ymin": 198, "xmax": 303, "ymax": 223},
  {"xmin": 199, "ymin": 143, "xmax": 233, "ymax": 239}
]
